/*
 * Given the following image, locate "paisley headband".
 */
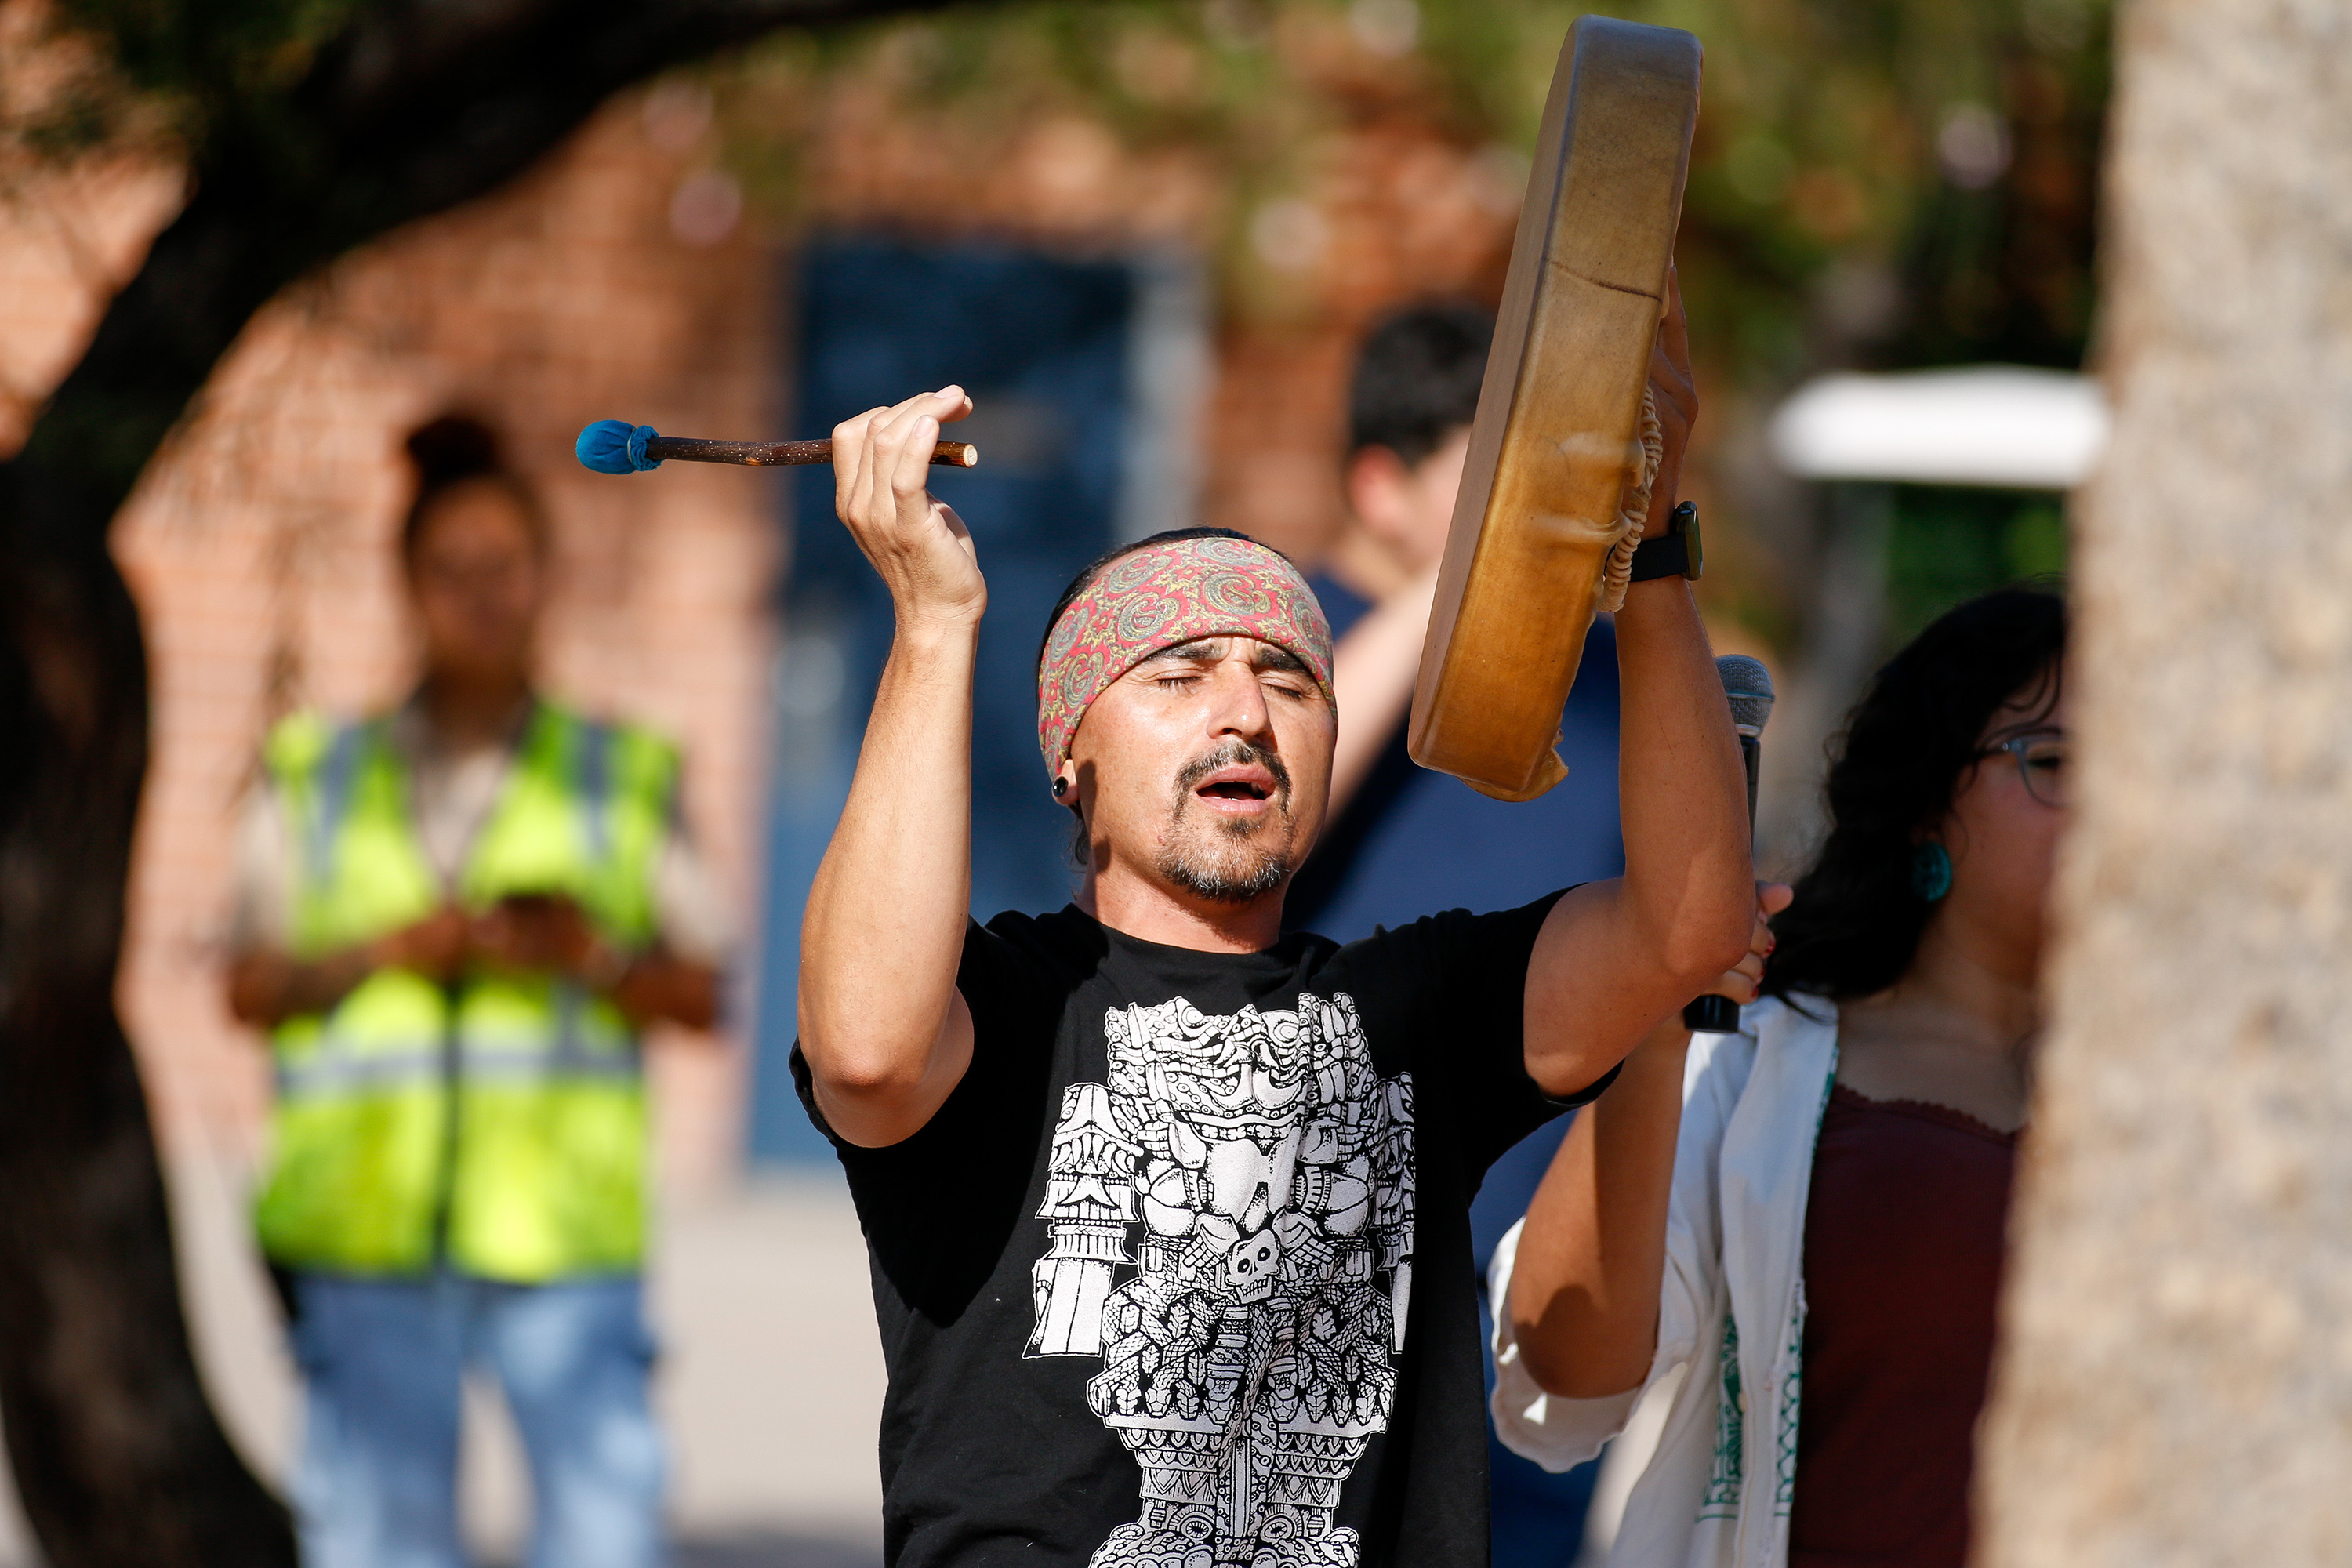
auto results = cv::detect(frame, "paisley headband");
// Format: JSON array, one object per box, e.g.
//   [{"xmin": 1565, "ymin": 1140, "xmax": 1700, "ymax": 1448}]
[{"xmin": 1036, "ymin": 535, "xmax": 1334, "ymax": 775}]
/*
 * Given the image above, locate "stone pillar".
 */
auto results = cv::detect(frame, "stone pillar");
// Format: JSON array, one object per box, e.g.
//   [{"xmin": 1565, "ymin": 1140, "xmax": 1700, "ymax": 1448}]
[{"xmin": 1975, "ymin": 1, "xmax": 2352, "ymax": 1563}]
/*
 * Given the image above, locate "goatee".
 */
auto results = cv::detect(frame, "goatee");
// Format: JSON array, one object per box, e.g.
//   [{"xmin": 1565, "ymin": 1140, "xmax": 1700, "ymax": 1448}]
[{"xmin": 1156, "ymin": 739, "xmax": 1297, "ymax": 903}]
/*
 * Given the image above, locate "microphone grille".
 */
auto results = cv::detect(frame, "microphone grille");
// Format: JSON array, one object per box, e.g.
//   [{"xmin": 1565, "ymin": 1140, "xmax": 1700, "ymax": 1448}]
[{"xmin": 1715, "ymin": 655, "xmax": 1776, "ymax": 738}]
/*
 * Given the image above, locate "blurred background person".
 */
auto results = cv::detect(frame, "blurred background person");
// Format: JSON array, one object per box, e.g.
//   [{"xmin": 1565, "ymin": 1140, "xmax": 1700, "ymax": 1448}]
[
  {"xmin": 1293, "ymin": 303, "xmax": 1630, "ymax": 1566},
  {"xmin": 224, "ymin": 415, "xmax": 729, "ymax": 1568},
  {"xmin": 1489, "ymin": 586, "xmax": 2067, "ymax": 1568},
  {"xmin": 1290, "ymin": 302, "xmax": 1624, "ymax": 938}
]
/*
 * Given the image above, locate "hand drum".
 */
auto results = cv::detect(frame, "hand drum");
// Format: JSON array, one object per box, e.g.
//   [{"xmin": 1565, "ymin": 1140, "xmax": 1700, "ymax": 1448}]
[{"xmin": 1405, "ymin": 16, "xmax": 1702, "ymax": 801}]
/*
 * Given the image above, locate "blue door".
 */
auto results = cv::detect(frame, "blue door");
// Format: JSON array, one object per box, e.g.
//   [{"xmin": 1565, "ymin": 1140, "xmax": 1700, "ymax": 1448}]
[{"xmin": 750, "ymin": 238, "xmax": 1142, "ymax": 1162}]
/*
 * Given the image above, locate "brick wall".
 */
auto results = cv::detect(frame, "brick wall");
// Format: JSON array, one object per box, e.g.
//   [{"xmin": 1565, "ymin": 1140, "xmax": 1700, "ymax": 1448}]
[
  {"xmin": 4, "ymin": 89, "xmax": 777, "ymax": 1192},
  {"xmin": 770, "ymin": 17, "xmax": 1524, "ymax": 572},
  {"xmin": 8, "ymin": 24, "xmax": 1533, "ymax": 1189}
]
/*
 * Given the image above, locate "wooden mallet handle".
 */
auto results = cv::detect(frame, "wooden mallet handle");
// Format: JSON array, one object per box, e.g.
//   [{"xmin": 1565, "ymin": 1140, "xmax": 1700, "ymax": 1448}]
[
  {"xmin": 576, "ymin": 419, "xmax": 977, "ymax": 475},
  {"xmin": 647, "ymin": 435, "xmax": 978, "ymax": 468}
]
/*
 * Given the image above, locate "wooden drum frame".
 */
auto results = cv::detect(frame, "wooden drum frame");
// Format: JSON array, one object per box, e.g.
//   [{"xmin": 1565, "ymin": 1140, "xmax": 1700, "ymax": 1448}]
[{"xmin": 1406, "ymin": 16, "xmax": 1702, "ymax": 801}]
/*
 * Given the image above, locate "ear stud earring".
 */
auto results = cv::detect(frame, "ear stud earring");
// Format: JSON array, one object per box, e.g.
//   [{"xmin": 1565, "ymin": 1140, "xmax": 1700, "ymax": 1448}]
[{"xmin": 1911, "ymin": 841, "xmax": 1952, "ymax": 902}]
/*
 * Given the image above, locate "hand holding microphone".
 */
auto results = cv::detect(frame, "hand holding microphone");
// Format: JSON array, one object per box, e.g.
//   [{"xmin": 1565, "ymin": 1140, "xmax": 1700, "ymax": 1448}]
[
  {"xmin": 1690, "ymin": 883, "xmax": 1794, "ymax": 1032},
  {"xmin": 1684, "ymin": 656, "xmax": 1779, "ymax": 1033}
]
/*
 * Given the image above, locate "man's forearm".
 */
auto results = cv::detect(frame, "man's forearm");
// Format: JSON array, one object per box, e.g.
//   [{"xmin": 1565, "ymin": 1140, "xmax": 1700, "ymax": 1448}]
[
  {"xmin": 798, "ymin": 617, "xmax": 979, "ymax": 1135},
  {"xmin": 1509, "ymin": 1018, "xmax": 1690, "ymax": 1398},
  {"xmin": 1611, "ymin": 575, "xmax": 1751, "ymax": 985},
  {"xmin": 1520, "ymin": 576, "xmax": 1749, "ymax": 1094}
]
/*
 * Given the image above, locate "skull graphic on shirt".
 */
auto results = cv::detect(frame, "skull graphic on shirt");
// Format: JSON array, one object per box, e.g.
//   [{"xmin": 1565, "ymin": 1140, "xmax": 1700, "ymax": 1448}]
[{"xmin": 1028, "ymin": 992, "xmax": 1416, "ymax": 1568}]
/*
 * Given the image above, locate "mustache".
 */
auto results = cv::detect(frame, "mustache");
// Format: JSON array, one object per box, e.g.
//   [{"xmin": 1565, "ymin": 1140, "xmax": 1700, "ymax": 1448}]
[{"xmin": 1173, "ymin": 739, "xmax": 1293, "ymax": 800}]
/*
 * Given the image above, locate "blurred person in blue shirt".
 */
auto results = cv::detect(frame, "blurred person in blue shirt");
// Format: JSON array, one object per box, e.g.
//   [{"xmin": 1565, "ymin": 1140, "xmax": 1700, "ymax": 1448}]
[
  {"xmin": 1294, "ymin": 304, "xmax": 1623, "ymax": 1568},
  {"xmin": 1292, "ymin": 304, "xmax": 1623, "ymax": 938}
]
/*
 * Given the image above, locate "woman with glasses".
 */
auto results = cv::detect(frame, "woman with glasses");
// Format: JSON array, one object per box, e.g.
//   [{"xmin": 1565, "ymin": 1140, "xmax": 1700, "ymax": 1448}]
[{"xmin": 1486, "ymin": 586, "xmax": 2067, "ymax": 1568}]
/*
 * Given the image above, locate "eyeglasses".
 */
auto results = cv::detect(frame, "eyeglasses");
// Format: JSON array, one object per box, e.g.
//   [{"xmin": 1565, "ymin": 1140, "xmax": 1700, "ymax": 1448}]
[{"xmin": 1983, "ymin": 730, "xmax": 2067, "ymax": 808}]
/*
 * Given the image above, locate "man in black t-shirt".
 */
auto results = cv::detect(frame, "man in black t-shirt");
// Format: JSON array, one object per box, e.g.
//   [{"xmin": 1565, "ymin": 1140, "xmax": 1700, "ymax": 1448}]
[{"xmin": 795, "ymin": 292, "xmax": 1759, "ymax": 1568}]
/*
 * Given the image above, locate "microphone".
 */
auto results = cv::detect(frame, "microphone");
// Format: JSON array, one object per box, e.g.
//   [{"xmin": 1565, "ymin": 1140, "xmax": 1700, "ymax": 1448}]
[{"xmin": 1682, "ymin": 655, "xmax": 1776, "ymax": 1034}]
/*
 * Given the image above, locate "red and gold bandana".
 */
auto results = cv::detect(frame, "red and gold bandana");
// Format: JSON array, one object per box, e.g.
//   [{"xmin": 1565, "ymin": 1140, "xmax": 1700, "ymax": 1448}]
[{"xmin": 1036, "ymin": 535, "xmax": 1334, "ymax": 774}]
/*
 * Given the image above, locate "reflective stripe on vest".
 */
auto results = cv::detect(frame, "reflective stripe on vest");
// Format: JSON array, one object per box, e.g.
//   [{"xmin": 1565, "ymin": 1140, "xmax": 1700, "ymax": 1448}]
[{"xmin": 256, "ymin": 702, "xmax": 677, "ymax": 1282}]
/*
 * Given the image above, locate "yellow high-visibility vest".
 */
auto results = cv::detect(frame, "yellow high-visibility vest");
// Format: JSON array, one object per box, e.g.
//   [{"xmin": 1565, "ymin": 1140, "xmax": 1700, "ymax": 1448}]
[{"xmin": 255, "ymin": 701, "xmax": 678, "ymax": 1282}]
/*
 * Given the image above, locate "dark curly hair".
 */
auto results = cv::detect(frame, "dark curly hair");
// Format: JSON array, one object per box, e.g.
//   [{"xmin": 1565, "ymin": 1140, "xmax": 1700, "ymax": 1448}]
[{"xmin": 1763, "ymin": 586, "xmax": 2067, "ymax": 1003}]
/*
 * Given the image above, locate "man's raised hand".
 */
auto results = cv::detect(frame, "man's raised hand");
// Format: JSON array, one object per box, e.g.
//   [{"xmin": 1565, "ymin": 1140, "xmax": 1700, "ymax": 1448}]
[
  {"xmin": 805, "ymin": 383, "xmax": 985, "ymax": 1147},
  {"xmin": 833, "ymin": 386, "xmax": 985, "ymax": 628},
  {"xmin": 1644, "ymin": 265, "xmax": 1697, "ymax": 518}
]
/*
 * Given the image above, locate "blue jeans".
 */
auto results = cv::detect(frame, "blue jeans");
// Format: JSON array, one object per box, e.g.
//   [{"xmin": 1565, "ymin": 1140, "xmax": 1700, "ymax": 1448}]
[{"xmin": 288, "ymin": 1271, "xmax": 666, "ymax": 1568}]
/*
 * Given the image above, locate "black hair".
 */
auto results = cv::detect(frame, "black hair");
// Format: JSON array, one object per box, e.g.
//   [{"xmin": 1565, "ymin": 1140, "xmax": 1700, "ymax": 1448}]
[
  {"xmin": 1348, "ymin": 302, "xmax": 1494, "ymax": 466},
  {"xmin": 401, "ymin": 413, "xmax": 547, "ymax": 561},
  {"xmin": 1037, "ymin": 526, "xmax": 1287, "ymax": 869},
  {"xmin": 1763, "ymin": 586, "xmax": 2068, "ymax": 1004}
]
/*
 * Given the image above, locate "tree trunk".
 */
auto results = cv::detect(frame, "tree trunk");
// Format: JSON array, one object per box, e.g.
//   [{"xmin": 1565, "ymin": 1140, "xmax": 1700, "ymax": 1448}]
[
  {"xmin": 0, "ymin": 2, "xmax": 942, "ymax": 1561},
  {"xmin": 1974, "ymin": 1, "xmax": 2352, "ymax": 1563},
  {"xmin": 0, "ymin": 458, "xmax": 281, "ymax": 1565}
]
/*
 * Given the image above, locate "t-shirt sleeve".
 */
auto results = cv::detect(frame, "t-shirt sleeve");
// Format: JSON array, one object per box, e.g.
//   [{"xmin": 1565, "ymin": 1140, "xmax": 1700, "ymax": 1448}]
[
  {"xmin": 1368, "ymin": 891, "xmax": 1621, "ymax": 1179},
  {"xmin": 789, "ymin": 915, "xmax": 1054, "ymax": 1152},
  {"xmin": 787, "ymin": 917, "xmax": 1062, "ymax": 1327}
]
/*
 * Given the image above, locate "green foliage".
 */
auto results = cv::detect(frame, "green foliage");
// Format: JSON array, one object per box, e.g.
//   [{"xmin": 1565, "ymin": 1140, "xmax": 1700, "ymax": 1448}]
[
  {"xmin": 717, "ymin": 0, "xmax": 2109, "ymax": 387},
  {"xmin": 2002, "ymin": 495, "xmax": 2067, "ymax": 579},
  {"xmin": 1884, "ymin": 484, "xmax": 2067, "ymax": 644},
  {"xmin": 9, "ymin": 0, "xmax": 363, "ymax": 160},
  {"xmin": 712, "ymin": 0, "xmax": 1345, "ymax": 305},
  {"xmin": 56, "ymin": 0, "xmax": 358, "ymax": 101},
  {"xmin": 705, "ymin": 0, "xmax": 2107, "ymax": 653},
  {"xmin": 1424, "ymin": 0, "xmax": 2110, "ymax": 379},
  {"xmin": 18, "ymin": 0, "xmax": 2103, "ymax": 651}
]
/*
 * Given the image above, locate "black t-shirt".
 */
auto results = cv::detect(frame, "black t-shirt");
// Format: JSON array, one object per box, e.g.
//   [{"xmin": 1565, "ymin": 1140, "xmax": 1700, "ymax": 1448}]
[{"xmin": 792, "ymin": 895, "xmax": 1613, "ymax": 1568}]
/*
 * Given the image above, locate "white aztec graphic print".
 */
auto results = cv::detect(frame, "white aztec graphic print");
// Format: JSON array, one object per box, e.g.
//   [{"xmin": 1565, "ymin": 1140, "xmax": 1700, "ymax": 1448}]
[{"xmin": 1028, "ymin": 990, "xmax": 1416, "ymax": 1568}]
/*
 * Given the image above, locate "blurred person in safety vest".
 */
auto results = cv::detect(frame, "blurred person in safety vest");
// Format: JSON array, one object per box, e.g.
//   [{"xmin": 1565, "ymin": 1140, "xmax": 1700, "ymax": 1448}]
[{"xmin": 226, "ymin": 413, "xmax": 730, "ymax": 1568}]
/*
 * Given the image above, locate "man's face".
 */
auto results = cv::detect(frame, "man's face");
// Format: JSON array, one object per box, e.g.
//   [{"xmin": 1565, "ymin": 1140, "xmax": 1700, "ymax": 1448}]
[{"xmin": 1065, "ymin": 637, "xmax": 1335, "ymax": 907}]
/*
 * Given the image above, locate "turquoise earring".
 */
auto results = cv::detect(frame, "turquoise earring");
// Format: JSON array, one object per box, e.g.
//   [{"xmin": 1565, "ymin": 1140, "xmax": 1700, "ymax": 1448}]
[{"xmin": 1911, "ymin": 841, "xmax": 1952, "ymax": 902}]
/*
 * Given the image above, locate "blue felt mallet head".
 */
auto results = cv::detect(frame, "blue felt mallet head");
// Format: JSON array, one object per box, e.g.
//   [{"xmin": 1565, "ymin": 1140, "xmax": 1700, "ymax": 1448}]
[{"xmin": 576, "ymin": 420, "xmax": 662, "ymax": 474}]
